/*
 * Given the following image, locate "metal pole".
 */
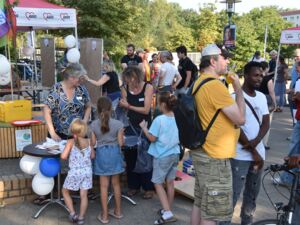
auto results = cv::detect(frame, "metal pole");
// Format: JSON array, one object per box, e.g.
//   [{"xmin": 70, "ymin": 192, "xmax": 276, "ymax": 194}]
[
  {"xmin": 74, "ymin": 27, "xmax": 78, "ymax": 48},
  {"xmin": 7, "ymin": 43, "xmax": 14, "ymax": 100},
  {"xmin": 263, "ymin": 24, "xmax": 268, "ymax": 59},
  {"xmin": 273, "ymin": 43, "xmax": 281, "ymax": 92},
  {"xmin": 30, "ymin": 29, "xmax": 38, "ymax": 86}
]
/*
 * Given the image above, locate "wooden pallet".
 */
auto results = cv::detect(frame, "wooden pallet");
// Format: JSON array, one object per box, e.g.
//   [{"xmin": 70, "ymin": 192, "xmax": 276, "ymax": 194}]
[
  {"xmin": 174, "ymin": 170, "xmax": 195, "ymax": 200},
  {"xmin": 0, "ymin": 123, "xmax": 47, "ymax": 158}
]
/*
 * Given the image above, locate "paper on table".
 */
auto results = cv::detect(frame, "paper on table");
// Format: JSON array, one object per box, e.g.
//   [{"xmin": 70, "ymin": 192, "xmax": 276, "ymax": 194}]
[
  {"xmin": 36, "ymin": 138, "xmax": 67, "ymax": 152},
  {"xmin": 47, "ymin": 149, "xmax": 61, "ymax": 154}
]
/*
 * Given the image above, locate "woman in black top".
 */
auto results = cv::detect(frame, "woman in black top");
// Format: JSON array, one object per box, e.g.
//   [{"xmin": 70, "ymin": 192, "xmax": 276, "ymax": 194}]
[
  {"xmin": 258, "ymin": 61, "xmax": 276, "ymax": 149},
  {"xmin": 119, "ymin": 66, "xmax": 154, "ymax": 199},
  {"xmin": 85, "ymin": 62, "xmax": 121, "ymax": 101}
]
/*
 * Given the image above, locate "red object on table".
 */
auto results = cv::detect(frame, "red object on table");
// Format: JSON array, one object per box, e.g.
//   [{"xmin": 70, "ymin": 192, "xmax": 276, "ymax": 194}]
[{"xmin": 11, "ymin": 120, "xmax": 42, "ymax": 127}]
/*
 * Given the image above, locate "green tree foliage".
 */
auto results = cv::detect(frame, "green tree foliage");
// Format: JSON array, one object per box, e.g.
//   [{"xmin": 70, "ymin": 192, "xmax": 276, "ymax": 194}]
[{"xmin": 47, "ymin": 0, "xmax": 296, "ymax": 69}]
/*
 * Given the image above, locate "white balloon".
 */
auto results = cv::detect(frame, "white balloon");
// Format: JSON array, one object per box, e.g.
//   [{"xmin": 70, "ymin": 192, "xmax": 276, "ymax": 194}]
[
  {"xmin": 0, "ymin": 54, "xmax": 10, "ymax": 76},
  {"xmin": 23, "ymin": 46, "xmax": 34, "ymax": 56},
  {"xmin": 19, "ymin": 155, "xmax": 42, "ymax": 175},
  {"xmin": 66, "ymin": 48, "xmax": 80, "ymax": 63},
  {"xmin": 32, "ymin": 172, "xmax": 54, "ymax": 196},
  {"xmin": 0, "ymin": 72, "xmax": 11, "ymax": 85},
  {"xmin": 64, "ymin": 35, "xmax": 76, "ymax": 48}
]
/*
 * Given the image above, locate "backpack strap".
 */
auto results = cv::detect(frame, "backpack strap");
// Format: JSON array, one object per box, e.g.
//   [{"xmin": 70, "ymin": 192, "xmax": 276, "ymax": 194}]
[
  {"xmin": 192, "ymin": 78, "xmax": 221, "ymax": 136},
  {"xmin": 192, "ymin": 78, "xmax": 216, "ymax": 96},
  {"xmin": 244, "ymin": 98, "xmax": 261, "ymax": 125}
]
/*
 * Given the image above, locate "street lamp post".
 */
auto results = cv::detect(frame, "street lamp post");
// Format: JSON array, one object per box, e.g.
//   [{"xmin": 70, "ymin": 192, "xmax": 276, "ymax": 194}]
[
  {"xmin": 220, "ymin": 0, "xmax": 242, "ymax": 24},
  {"xmin": 220, "ymin": 0, "xmax": 242, "ymax": 48}
]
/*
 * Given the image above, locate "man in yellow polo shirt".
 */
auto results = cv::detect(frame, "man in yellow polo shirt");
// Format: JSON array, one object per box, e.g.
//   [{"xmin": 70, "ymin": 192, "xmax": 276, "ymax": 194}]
[{"xmin": 191, "ymin": 44, "xmax": 246, "ymax": 225}]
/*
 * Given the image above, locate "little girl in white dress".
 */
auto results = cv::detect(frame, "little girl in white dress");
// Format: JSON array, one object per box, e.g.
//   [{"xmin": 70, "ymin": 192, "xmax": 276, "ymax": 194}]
[{"xmin": 61, "ymin": 118, "xmax": 95, "ymax": 225}]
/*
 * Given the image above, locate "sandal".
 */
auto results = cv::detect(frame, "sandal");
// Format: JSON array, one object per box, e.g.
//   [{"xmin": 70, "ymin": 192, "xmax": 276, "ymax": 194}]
[
  {"xmin": 97, "ymin": 215, "xmax": 109, "ymax": 224},
  {"xmin": 108, "ymin": 211, "xmax": 124, "ymax": 219},
  {"xmin": 157, "ymin": 209, "xmax": 165, "ymax": 216},
  {"xmin": 154, "ymin": 216, "xmax": 177, "ymax": 225},
  {"xmin": 33, "ymin": 196, "xmax": 48, "ymax": 205},
  {"xmin": 143, "ymin": 191, "xmax": 153, "ymax": 199},
  {"xmin": 77, "ymin": 217, "xmax": 85, "ymax": 225},
  {"xmin": 127, "ymin": 189, "xmax": 139, "ymax": 197},
  {"xmin": 68, "ymin": 213, "xmax": 79, "ymax": 223}
]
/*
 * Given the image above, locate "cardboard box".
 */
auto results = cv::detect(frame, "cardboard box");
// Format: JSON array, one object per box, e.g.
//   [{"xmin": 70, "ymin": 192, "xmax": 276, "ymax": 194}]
[{"xmin": 0, "ymin": 100, "xmax": 32, "ymax": 122}]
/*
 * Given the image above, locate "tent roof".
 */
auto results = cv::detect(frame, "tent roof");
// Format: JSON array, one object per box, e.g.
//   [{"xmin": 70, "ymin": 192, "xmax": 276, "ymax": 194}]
[
  {"xmin": 9, "ymin": 0, "xmax": 67, "ymax": 9},
  {"xmin": 284, "ymin": 27, "xmax": 300, "ymax": 31},
  {"xmin": 8, "ymin": 0, "xmax": 77, "ymax": 30}
]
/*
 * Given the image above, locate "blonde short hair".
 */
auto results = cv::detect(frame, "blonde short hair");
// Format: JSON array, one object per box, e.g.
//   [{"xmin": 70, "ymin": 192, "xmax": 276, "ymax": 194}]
[{"xmin": 70, "ymin": 118, "xmax": 88, "ymax": 138}]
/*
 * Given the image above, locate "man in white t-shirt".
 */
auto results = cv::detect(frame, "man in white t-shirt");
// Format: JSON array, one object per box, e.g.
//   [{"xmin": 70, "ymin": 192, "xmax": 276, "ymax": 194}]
[{"xmin": 221, "ymin": 61, "xmax": 269, "ymax": 225}]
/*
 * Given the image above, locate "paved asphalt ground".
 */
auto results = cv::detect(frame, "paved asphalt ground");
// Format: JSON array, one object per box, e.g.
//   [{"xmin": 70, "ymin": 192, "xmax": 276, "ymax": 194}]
[{"xmin": 0, "ymin": 107, "xmax": 294, "ymax": 225}]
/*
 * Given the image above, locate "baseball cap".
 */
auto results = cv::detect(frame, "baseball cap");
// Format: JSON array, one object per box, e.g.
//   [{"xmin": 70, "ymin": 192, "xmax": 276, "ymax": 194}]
[
  {"xmin": 202, "ymin": 44, "xmax": 233, "ymax": 58},
  {"xmin": 269, "ymin": 50, "xmax": 277, "ymax": 56}
]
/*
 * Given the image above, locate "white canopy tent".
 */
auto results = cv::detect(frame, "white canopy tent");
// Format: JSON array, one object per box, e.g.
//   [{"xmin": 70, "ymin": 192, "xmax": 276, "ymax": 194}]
[
  {"xmin": 274, "ymin": 27, "xmax": 300, "ymax": 87},
  {"xmin": 9, "ymin": 0, "xmax": 78, "ymax": 84},
  {"xmin": 10, "ymin": 0, "xmax": 77, "ymax": 31}
]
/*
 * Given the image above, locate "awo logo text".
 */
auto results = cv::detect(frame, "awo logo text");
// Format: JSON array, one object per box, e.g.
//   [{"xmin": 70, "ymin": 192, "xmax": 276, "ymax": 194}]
[
  {"xmin": 25, "ymin": 12, "xmax": 37, "ymax": 20},
  {"xmin": 60, "ymin": 13, "xmax": 70, "ymax": 21},
  {"xmin": 43, "ymin": 12, "xmax": 54, "ymax": 21}
]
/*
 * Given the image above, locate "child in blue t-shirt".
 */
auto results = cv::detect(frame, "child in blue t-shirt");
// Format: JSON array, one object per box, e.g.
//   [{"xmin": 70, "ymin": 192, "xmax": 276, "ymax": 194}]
[{"xmin": 140, "ymin": 91, "xmax": 180, "ymax": 225}]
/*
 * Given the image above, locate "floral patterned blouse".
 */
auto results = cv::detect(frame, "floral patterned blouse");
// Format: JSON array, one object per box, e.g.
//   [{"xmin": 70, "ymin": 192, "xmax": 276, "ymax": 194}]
[{"xmin": 45, "ymin": 82, "xmax": 90, "ymax": 136}]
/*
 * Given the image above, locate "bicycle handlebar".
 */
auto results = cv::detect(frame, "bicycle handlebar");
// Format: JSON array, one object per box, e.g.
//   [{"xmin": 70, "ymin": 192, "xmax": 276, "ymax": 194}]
[{"xmin": 268, "ymin": 163, "xmax": 290, "ymax": 172}]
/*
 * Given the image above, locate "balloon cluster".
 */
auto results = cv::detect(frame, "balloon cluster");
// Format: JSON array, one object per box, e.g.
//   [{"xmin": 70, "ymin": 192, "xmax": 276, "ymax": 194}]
[
  {"xmin": 64, "ymin": 35, "xmax": 80, "ymax": 63},
  {"xmin": 0, "ymin": 54, "xmax": 11, "ymax": 85},
  {"xmin": 20, "ymin": 155, "xmax": 61, "ymax": 195}
]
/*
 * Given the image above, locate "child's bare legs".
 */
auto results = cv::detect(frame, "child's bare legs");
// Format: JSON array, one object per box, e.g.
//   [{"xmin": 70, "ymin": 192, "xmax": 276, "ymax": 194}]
[
  {"xmin": 166, "ymin": 179, "xmax": 175, "ymax": 208},
  {"xmin": 154, "ymin": 183, "xmax": 171, "ymax": 211},
  {"xmin": 111, "ymin": 174, "xmax": 122, "ymax": 216},
  {"xmin": 100, "ymin": 176, "xmax": 109, "ymax": 221},
  {"xmin": 62, "ymin": 188, "xmax": 75, "ymax": 214},
  {"xmin": 78, "ymin": 189, "xmax": 88, "ymax": 219}
]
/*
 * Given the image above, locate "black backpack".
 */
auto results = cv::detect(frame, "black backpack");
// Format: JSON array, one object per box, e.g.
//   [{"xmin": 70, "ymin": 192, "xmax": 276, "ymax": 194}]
[
  {"xmin": 173, "ymin": 78, "xmax": 221, "ymax": 150},
  {"xmin": 190, "ymin": 61, "xmax": 199, "ymax": 83}
]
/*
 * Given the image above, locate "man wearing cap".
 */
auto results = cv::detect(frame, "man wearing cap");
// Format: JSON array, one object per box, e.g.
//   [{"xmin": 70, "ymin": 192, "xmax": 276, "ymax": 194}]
[
  {"xmin": 191, "ymin": 44, "xmax": 245, "ymax": 225},
  {"xmin": 121, "ymin": 44, "xmax": 143, "ymax": 70}
]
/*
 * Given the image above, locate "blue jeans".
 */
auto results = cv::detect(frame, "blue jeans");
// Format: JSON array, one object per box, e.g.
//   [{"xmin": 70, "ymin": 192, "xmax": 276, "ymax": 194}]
[
  {"xmin": 292, "ymin": 191, "xmax": 300, "ymax": 224},
  {"xmin": 275, "ymin": 81, "xmax": 286, "ymax": 108},
  {"xmin": 220, "ymin": 159, "xmax": 262, "ymax": 225},
  {"xmin": 280, "ymin": 121, "xmax": 300, "ymax": 185}
]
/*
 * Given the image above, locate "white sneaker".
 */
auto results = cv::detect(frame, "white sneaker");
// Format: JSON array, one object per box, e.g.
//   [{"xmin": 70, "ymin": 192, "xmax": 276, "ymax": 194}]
[{"xmin": 272, "ymin": 177, "xmax": 291, "ymax": 187}]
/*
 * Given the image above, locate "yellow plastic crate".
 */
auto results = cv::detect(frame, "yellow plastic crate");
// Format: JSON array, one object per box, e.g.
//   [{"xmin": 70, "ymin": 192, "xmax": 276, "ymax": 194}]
[{"xmin": 0, "ymin": 100, "xmax": 32, "ymax": 122}]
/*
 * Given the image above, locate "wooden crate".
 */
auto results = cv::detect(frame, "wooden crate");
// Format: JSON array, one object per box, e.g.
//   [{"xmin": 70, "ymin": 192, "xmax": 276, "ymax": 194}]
[{"xmin": 0, "ymin": 123, "xmax": 48, "ymax": 158}]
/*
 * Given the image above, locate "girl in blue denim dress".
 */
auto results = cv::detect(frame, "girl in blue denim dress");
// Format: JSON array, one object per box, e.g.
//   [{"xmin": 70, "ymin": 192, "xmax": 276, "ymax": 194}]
[
  {"xmin": 90, "ymin": 97, "xmax": 125, "ymax": 224},
  {"xmin": 61, "ymin": 118, "xmax": 95, "ymax": 225}
]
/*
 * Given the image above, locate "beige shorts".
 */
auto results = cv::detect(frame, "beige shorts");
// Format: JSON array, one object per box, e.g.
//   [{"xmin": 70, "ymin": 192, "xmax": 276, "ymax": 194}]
[{"xmin": 191, "ymin": 150, "xmax": 233, "ymax": 221}]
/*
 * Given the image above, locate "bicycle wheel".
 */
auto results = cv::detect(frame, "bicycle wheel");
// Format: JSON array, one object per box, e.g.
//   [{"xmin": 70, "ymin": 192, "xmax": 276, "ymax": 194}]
[{"xmin": 252, "ymin": 219, "xmax": 280, "ymax": 225}]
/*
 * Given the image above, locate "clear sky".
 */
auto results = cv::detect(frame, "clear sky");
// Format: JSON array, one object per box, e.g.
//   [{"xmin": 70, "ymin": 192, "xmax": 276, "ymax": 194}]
[{"xmin": 167, "ymin": 0, "xmax": 299, "ymax": 14}]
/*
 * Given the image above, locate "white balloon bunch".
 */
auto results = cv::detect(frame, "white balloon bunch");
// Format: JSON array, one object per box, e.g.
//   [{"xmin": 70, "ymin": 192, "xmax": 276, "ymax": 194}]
[
  {"xmin": 66, "ymin": 48, "xmax": 80, "ymax": 63},
  {"xmin": 19, "ymin": 155, "xmax": 42, "ymax": 175},
  {"xmin": 64, "ymin": 35, "xmax": 76, "ymax": 48},
  {"xmin": 0, "ymin": 54, "xmax": 11, "ymax": 85},
  {"xmin": 20, "ymin": 155, "xmax": 55, "ymax": 196},
  {"xmin": 32, "ymin": 172, "xmax": 55, "ymax": 196},
  {"xmin": 0, "ymin": 54, "xmax": 11, "ymax": 76}
]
